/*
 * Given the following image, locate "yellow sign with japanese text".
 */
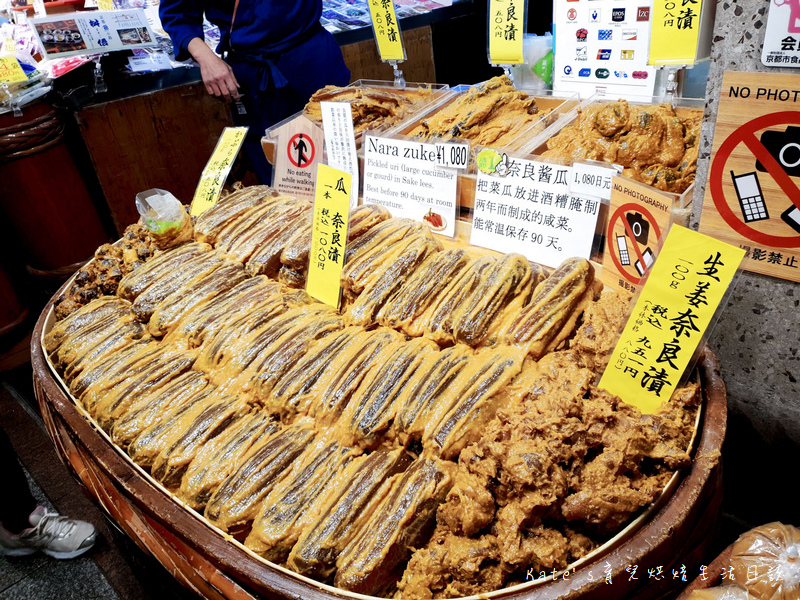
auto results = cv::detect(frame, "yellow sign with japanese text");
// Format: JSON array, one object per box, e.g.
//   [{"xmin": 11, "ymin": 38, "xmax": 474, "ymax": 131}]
[
  {"xmin": 488, "ymin": 0, "xmax": 524, "ymax": 65},
  {"xmin": 190, "ymin": 127, "xmax": 248, "ymax": 217},
  {"xmin": 599, "ymin": 226, "xmax": 745, "ymax": 414},
  {"xmin": 367, "ymin": 0, "xmax": 406, "ymax": 62},
  {"xmin": 0, "ymin": 56, "xmax": 27, "ymax": 85},
  {"xmin": 97, "ymin": 0, "xmax": 115, "ymax": 11},
  {"xmin": 649, "ymin": 0, "xmax": 703, "ymax": 65},
  {"xmin": 306, "ymin": 164, "xmax": 352, "ymax": 308}
]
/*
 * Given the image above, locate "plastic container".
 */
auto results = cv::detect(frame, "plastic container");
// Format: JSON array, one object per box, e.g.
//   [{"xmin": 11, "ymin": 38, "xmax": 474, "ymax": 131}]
[
  {"xmin": 519, "ymin": 95, "xmax": 705, "ymax": 210},
  {"xmin": 261, "ymin": 79, "xmax": 451, "ymax": 165}
]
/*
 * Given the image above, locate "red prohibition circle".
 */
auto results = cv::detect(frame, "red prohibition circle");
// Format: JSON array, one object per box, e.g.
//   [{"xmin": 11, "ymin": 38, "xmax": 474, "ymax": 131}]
[
  {"xmin": 606, "ymin": 202, "xmax": 662, "ymax": 285},
  {"xmin": 709, "ymin": 111, "xmax": 800, "ymax": 248},
  {"xmin": 287, "ymin": 133, "xmax": 315, "ymax": 169}
]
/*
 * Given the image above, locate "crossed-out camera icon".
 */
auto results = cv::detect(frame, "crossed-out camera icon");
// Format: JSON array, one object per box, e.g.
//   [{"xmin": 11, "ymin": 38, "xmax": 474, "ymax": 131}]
[
  {"xmin": 756, "ymin": 126, "xmax": 800, "ymax": 177},
  {"xmin": 730, "ymin": 126, "xmax": 800, "ymax": 233}
]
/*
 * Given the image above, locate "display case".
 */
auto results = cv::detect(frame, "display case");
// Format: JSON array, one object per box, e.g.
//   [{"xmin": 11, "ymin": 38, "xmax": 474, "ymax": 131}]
[{"xmin": 520, "ymin": 95, "xmax": 706, "ymax": 210}]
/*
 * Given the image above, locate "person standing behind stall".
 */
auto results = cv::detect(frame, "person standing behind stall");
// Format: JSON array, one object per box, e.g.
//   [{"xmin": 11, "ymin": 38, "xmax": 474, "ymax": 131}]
[{"xmin": 159, "ymin": 0, "xmax": 351, "ymax": 184}]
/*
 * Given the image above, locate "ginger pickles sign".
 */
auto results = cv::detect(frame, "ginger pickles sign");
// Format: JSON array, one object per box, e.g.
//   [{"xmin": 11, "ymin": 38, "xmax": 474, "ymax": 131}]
[{"xmin": 600, "ymin": 226, "xmax": 744, "ymax": 413}]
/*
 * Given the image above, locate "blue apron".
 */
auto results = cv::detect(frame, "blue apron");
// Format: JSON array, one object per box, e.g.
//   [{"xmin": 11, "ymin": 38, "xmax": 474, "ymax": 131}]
[{"xmin": 226, "ymin": 25, "xmax": 351, "ymax": 184}]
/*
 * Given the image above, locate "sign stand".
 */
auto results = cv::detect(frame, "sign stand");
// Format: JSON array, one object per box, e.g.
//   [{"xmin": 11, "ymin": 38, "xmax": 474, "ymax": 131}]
[
  {"xmin": 648, "ymin": 0, "xmax": 716, "ymax": 99},
  {"xmin": 389, "ymin": 60, "xmax": 406, "ymax": 90},
  {"xmin": 92, "ymin": 56, "xmax": 107, "ymax": 94},
  {"xmin": 1, "ymin": 83, "xmax": 22, "ymax": 117},
  {"xmin": 367, "ymin": 0, "xmax": 407, "ymax": 89},
  {"xmin": 488, "ymin": 0, "xmax": 526, "ymax": 79}
]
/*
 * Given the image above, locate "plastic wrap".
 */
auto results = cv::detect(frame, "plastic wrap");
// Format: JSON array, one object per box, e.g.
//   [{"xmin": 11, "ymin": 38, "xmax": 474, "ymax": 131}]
[
  {"xmin": 729, "ymin": 522, "xmax": 800, "ymax": 600},
  {"xmin": 135, "ymin": 188, "xmax": 194, "ymax": 250},
  {"xmin": 686, "ymin": 585, "xmax": 754, "ymax": 600}
]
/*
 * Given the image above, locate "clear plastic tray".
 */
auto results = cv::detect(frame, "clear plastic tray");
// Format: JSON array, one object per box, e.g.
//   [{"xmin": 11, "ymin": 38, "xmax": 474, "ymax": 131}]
[
  {"xmin": 519, "ymin": 94, "xmax": 705, "ymax": 209},
  {"xmin": 261, "ymin": 79, "xmax": 451, "ymax": 165},
  {"xmin": 382, "ymin": 86, "xmax": 581, "ymax": 153}
]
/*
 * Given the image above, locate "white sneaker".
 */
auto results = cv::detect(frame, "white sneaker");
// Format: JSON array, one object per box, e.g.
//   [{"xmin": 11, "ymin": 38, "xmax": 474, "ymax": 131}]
[{"xmin": 0, "ymin": 506, "xmax": 97, "ymax": 559}]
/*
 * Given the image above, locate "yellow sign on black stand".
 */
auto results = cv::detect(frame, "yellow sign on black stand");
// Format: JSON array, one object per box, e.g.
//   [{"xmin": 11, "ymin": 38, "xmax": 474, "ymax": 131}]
[
  {"xmin": 306, "ymin": 164, "xmax": 352, "ymax": 309},
  {"xmin": 190, "ymin": 127, "xmax": 248, "ymax": 217},
  {"xmin": 649, "ymin": 0, "xmax": 704, "ymax": 65},
  {"xmin": 488, "ymin": 0, "xmax": 524, "ymax": 65},
  {"xmin": 599, "ymin": 226, "xmax": 744, "ymax": 414},
  {"xmin": 367, "ymin": 0, "xmax": 406, "ymax": 62}
]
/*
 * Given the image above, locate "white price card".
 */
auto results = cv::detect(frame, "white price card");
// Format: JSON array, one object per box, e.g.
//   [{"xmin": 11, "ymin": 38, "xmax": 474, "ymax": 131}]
[
  {"xmin": 434, "ymin": 142, "xmax": 470, "ymax": 170},
  {"xmin": 470, "ymin": 155, "xmax": 601, "ymax": 268},
  {"xmin": 363, "ymin": 135, "xmax": 458, "ymax": 237},
  {"xmin": 570, "ymin": 162, "xmax": 619, "ymax": 201},
  {"xmin": 321, "ymin": 101, "xmax": 359, "ymax": 207}
]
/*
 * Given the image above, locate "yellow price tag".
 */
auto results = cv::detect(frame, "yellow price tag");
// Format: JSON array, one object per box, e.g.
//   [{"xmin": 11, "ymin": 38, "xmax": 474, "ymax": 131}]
[
  {"xmin": 599, "ymin": 226, "xmax": 745, "ymax": 414},
  {"xmin": 649, "ymin": 0, "xmax": 703, "ymax": 65},
  {"xmin": 0, "ymin": 56, "xmax": 28, "ymax": 85},
  {"xmin": 190, "ymin": 127, "xmax": 248, "ymax": 217},
  {"xmin": 488, "ymin": 0, "xmax": 524, "ymax": 65},
  {"xmin": 367, "ymin": 0, "xmax": 405, "ymax": 62},
  {"xmin": 306, "ymin": 164, "xmax": 352, "ymax": 308}
]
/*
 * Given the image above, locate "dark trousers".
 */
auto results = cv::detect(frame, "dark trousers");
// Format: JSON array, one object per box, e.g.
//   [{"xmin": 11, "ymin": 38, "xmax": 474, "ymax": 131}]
[
  {"xmin": 227, "ymin": 26, "xmax": 351, "ymax": 185},
  {"xmin": 0, "ymin": 426, "xmax": 37, "ymax": 534}
]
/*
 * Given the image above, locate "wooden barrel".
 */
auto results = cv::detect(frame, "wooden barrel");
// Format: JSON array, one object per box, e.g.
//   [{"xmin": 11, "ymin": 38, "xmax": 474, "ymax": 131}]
[
  {"xmin": 31, "ymin": 282, "xmax": 728, "ymax": 600},
  {"xmin": 0, "ymin": 102, "xmax": 109, "ymax": 276},
  {"xmin": 675, "ymin": 546, "xmax": 733, "ymax": 599}
]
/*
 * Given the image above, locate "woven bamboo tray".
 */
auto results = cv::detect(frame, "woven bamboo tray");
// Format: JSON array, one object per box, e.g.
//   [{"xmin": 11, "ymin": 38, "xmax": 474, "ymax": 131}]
[{"xmin": 31, "ymin": 274, "xmax": 727, "ymax": 600}]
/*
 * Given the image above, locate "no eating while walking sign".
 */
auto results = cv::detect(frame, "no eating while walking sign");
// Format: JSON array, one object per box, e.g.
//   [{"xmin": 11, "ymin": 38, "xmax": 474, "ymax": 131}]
[{"xmin": 699, "ymin": 70, "xmax": 800, "ymax": 282}]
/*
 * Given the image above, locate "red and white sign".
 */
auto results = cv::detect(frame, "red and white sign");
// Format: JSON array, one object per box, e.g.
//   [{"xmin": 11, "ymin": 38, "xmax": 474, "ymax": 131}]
[{"xmin": 699, "ymin": 71, "xmax": 800, "ymax": 283}]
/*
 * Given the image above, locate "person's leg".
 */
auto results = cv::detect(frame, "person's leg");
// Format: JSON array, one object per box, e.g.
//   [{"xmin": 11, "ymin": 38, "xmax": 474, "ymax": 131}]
[
  {"xmin": 228, "ymin": 83, "xmax": 275, "ymax": 185},
  {"xmin": 0, "ymin": 425, "xmax": 97, "ymax": 558},
  {"xmin": 0, "ymin": 425, "xmax": 37, "ymax": 534}
]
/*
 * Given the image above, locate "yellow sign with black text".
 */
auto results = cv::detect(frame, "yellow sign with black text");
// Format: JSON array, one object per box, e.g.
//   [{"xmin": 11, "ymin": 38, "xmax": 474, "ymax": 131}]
[
  {"xmin": 0, "ymin": 56, "xmax": 27, "ymax": 85},
  {"xmin": 649, "ymin": 0, "xmax": 703, "ymax": 65},
  {"xmin": 599, "ymin": 226, "xmax": 744, "ymax": 414},
  {"xmin": 190, "ymin": 127, "xmax": 248, "ymax": 217},
  {"xmin": 488, "ymin": 0, "xmax": 524, "ymax": 65},
  {"xmin": 367, "ymin": 0, "xmax": 406, "ymax": 62},
  {"xmin": 306, "ymin": 164, "xmax": 352, "ymax": 308}
]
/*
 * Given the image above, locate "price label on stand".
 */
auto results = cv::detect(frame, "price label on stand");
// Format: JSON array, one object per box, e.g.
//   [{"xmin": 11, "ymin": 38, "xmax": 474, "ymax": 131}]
[
  {"xmin": 367, "ymin": 0, "xmax": 406, "ymax": 62},
  {"xmin": 470, "ymin": 153, "xmax": 601, "ymax": 267},
  {"xmin": 190, "ymin": 127, "xmax": 248, "ymax": 217},
  {"xmin": 0, "ymin": 56, "xmax": 27, "ymax": 85},
  {"xmin": 321, "ymin": 101, "xmax": 359, "ymax": 207},
  {"xmin": 488, "ymin": 0, "xmax": 525, "ymax": 64},
  {"xmin": 306, "ymin": 164, "xmax": 352, "ymax": 308},
  {"xmin": 599, "ymin": 225, "xmax": 745, "ymax": 413},
  {"xmin": 649, "ymin": 0, "xmax": 705, "ymax": 65},
  {"xmin": 570, "ymin": 162, "xmax": 619, "ymax": 201},
  {"xmin": 434, "ymin": 142, "xmax": 469, "ymax": 170},
  {"xmin": 363, "ymin": 135, "xmax": 458, "ymax": 237}
]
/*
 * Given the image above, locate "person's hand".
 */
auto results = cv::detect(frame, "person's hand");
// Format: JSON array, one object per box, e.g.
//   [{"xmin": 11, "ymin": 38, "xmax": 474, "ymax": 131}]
[{"xmin": 187, "ymin": 37, "xmax": 240, "ymax": 101}]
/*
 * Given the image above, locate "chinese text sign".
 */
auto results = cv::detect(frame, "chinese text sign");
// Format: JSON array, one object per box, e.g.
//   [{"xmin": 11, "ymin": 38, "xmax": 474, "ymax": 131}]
[{"xmin": 599, "ymin": 226, "xmax": 745, "ymax": 413}]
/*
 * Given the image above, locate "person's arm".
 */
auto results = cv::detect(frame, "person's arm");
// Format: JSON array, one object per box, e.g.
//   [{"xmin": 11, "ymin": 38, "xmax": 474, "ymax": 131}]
[
  {"xmin": 159, "ymin": 0, "xmax": 239, "ymax": 100},
  {"xmin": 187, "ymin": 37, "xmax": 240, "ymax": 100}
]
